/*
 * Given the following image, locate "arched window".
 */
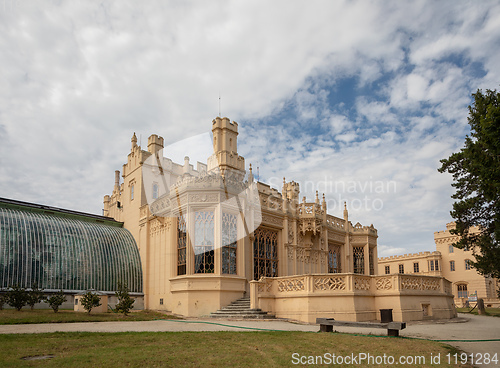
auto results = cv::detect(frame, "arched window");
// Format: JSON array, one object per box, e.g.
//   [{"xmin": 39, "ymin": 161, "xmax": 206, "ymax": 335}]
[
  {"xmin": 457, "ymin": 284, "xmax": 468, "ymax": 298},
  {"xmin": 448, "ymin": 245, "xmax": 454, "ymax": 253},
  {"xmin": 328, "ymin": 244, "xmax": 341, "ymax": 273},
  {"xmin": 465, "ymin": 259, "xmax": 472, "ymax": 270}
]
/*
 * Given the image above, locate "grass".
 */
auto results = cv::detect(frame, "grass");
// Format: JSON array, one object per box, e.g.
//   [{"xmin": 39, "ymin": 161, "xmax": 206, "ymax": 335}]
[
  {"xmin": 456, "ymin": 307, "xmax": 500, "ymax": 317},
  {"xmin": 0, "ymin": 309, "xmax": 179, "ymax": 325},
  {"xmin": 0, "ymin": 331, "xmax": 473, "ymax": 368}
]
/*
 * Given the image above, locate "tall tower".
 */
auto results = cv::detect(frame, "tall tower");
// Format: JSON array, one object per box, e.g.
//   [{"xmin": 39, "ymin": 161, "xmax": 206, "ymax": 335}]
[{"xmin": 208, "ymin": 117, "xmax": 245, "ymax": 177}]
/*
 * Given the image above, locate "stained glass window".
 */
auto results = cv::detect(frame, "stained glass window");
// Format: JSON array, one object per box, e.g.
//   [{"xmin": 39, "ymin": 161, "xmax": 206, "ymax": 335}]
[
  {"xmin": 353, "ymin": 246, "xmax": 364, "ymax": 274},
  {"xmin": 222, "ymin": 213, "xmax": 237, "ymax": 274},
  {"xmin": 328, "ymin": 244, "xmax": 341, "ymax": 273},
  {"xmin": 194, "ymin": 211, "xmax": 214, "ymax": 273},
  {"xmin": 177, "ymin": 214, "xmax": 187, "ymax": 275},
  {"xmin": 253, "ymin": 227, "xmax": 278, "ymax": 280}
]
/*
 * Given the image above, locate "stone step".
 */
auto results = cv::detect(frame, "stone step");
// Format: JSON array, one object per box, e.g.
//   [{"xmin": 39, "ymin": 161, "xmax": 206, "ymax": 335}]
[{"xmin": 209, "ymin": 296, "xmax": 274, "ymax": 320}]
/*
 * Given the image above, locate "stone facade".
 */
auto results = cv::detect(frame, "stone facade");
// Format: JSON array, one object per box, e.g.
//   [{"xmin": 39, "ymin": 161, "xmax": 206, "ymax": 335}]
[
  {"xmin": 104, "ymin": 117, "xmax": 455, "ymax": 321},
  {"xmin": 378, "ymin": 222, "xmax": 500, "ymax": 307}
]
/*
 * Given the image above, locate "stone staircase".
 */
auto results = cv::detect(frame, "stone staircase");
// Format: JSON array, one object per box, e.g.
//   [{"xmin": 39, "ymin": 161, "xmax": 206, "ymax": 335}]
[{"xmin": 210, "ymin": 297, "xmax": 275, "ymax": 319}]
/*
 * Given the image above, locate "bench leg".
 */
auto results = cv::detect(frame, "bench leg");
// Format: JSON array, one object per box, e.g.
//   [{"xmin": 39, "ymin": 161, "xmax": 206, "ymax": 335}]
[
  {"xmin": 387, "ymin": 329, "xmax": 399, "ymax": 337},
  {"xmin": 320, "ymin": 324, "xmax": 333, "ymax": 333}
]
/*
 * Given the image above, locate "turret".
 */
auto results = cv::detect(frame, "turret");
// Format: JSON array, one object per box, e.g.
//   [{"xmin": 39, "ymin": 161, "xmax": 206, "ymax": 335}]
[
  {"xmin": 131, "ymin": 132, "xmax": 137, "ymax": 150},
  {"xmin": 208, "ymin": 117, "xmax": 245, "ymax": 177},
  {"xmin": 148, "ymin": 134, "xmax": 164, "ymax": 155}
]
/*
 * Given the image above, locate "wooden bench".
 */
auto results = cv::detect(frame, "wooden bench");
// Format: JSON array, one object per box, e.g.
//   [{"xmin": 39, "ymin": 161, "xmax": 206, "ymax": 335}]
[{"xmin": 316, "ymin": 318, "xmax": 407, "ymax": 337}]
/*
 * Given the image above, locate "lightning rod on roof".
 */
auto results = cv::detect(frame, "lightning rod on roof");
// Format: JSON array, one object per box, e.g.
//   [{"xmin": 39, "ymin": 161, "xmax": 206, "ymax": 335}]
[{"xmin": 218, "ymin": 92, "xmax": 221, "ymax": 117}]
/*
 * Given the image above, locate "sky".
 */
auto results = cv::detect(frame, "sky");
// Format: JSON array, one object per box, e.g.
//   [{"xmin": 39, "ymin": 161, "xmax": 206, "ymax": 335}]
[{"xmin": 1, "ymin": 0, "xmax": 499, "ymax": 257}]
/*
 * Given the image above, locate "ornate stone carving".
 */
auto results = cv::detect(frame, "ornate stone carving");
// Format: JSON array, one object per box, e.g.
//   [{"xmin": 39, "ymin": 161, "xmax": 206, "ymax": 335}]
[
  {"xmin": 262, "ymin": 214, "xmax": 283, "ymax": 227},
  {"xmin": 314, "ymin": 276, "xmax": 346, "ymax": 291},
  {"xmin": 189, "ymin": 193, "xmax": 219, "ymax": 203},
  {"xmin": 375, "ymin": 277, "xmax": 392, "ymax": 290},
  {"xmin": 354, "ymin": 276, "xmax": 371, "ymax": 291},
  {"xmin": 277, "ymin": 277, "xmax": 305, "ymax": 292}
]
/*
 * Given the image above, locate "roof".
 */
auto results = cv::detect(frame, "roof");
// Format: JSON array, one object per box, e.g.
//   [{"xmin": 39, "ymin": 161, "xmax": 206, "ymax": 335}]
[{"xmin": 0, "ymin": 197, "xmax": 122, "ymax": 227}]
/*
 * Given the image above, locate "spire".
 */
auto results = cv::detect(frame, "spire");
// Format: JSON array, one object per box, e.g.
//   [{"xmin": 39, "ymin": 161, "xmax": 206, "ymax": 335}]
[
  {"xmin": 248, "ymin": 163, "xmax": 254, "ymax": 182},
  {"xmin": 322, "ymin": 193, "xmax": 326, "ymax": 211},
  {"xmin": 131, "ymin": 132, "xmax": 137, "ymax": 150},
  {"xmin": 315, "ymin": 190, "xmax": 319, "ymax": 204},
  {"xmin": 343, "ymin": 201, "xmax": 348, "ymax": 221}
]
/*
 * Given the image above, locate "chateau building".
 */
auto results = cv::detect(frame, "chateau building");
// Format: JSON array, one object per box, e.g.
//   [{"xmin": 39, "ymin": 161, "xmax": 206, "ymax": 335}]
[
  {"xmin": 378, "ymin": 222, "xmax": 499, "ymax": 307},
  {"xmin": 103, "ymin": 117, "xmax": 455, "ymax": 322}
]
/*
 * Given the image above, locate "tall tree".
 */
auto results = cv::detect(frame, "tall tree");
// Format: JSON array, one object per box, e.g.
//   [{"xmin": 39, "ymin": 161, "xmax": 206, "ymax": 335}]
[{"xmin": 439, "ymin": 88, "xmax": 500, "ymax": 279}]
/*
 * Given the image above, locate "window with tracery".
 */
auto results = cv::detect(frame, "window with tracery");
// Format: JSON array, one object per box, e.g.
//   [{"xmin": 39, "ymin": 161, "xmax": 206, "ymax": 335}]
[
  {"xmin": 457, "ymin": 283, "xmax": 468, "ymax": 298},
  {"xmin": 328, "ymin": 244, "xmax": 341, "ymax": 273},
  {"xmin": 369, "ymin": 248, "xmax": 375, "ymax": 275},
  {"xmin": 253, "ymin": 227, "xmax": 278, "ymax": 280},
  {"xmin": 222, "ymin": 213, "xmax": 237, "ymax": 274},
  {"xmin": 194, "ymin": 211, "xmax": 214, "ymax": 273},
  {"xmin": 177, "ymin": 214, "xmax": 187, "ymax": 275},
  {"xmin": 353, "ymin": 246, "xmax": 364, "ymax": 274}
]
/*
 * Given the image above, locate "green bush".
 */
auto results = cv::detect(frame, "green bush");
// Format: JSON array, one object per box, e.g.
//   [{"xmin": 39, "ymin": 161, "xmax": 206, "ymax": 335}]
[
  {"xmin": 46, "ymin": 290, "xmax": 67, "ymax": 313},
  {"xmin": 6, "ymin": 284, "xmax": 28, "ymax": 311},
  {"xmin": 115, "ymin": 282, "xmax": 135, "ymax": 316},
  {"xmin": 27, "ymin": 283, "xmax": 45, "ymax": 310},
  {"xmin": 80, "ymin": 291, "xmax": 102, "ymax": 314},
  {"xmin": 0, "ymin": 294, "xmax": 5, "ymax": 310}
]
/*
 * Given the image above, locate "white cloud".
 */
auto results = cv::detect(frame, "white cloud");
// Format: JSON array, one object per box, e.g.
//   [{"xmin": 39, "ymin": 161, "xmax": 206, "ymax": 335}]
[{"xmin": 0, "ymin": 0, "xmax": 499, "ymax": 256}]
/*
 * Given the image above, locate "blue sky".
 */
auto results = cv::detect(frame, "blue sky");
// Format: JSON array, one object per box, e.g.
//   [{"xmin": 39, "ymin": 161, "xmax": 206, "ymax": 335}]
[{"xmin": 1, "ymin": 1, "xmax": 499, "ymax": 256}]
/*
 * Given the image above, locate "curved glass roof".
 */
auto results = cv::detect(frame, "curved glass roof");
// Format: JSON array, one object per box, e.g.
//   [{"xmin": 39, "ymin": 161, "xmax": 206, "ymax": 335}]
[{"xmin": 0, "ymin": 207, "xmax": 143, "ymax": 293}]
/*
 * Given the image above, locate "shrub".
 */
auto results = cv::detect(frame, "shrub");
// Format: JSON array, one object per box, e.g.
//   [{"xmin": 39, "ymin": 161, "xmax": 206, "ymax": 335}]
[
  {"xmin": 80, "ymin": 291, "xmax": 102, "ymax": 314},
  {"xmin": 27, "ymin": 283, "xmax": 45, "ymax": 310},
  {"xmin": 0, "ymin": 294, "xmax": 5, "ymax": 310},
  {"xmin": 6, "ymin": 284, "xmax": 28, "ymax": 311},
  {"xmin": 46, "ymin": 290, "xmax": 67, "ymax": 313},
  {"xmin": 115, "ymin": 282, "xmax": 135, "ymax": 316}
]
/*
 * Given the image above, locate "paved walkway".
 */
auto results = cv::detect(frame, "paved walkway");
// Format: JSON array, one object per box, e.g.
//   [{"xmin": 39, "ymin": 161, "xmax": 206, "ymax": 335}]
[{"xmin": 1, "ymin": 314, "xmax": 498, "ymax": 367}]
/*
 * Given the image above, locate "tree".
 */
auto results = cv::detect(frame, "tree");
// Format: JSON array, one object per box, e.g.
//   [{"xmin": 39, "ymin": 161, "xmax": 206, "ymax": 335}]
[
  {"xmin": 27, "ymin": 283, "xmax": 45, "ymax": 310},
  {"xmin": 439, "ymin": 88, "xmax": 500, "ymax": 279},
  {"xmin": 80, "ymin": 291, "xmax": 102, "ymax": 314},
  {"xmin": 6, "ymin": 284, "xmax": 28, "ymax": 311},
  {"xmin": 46, "ymin": 290, "xmax": 67, "ymax": 313},
  {"xmin": 114, "ymin": 282, "xmax": 135, "ymax": 316}
]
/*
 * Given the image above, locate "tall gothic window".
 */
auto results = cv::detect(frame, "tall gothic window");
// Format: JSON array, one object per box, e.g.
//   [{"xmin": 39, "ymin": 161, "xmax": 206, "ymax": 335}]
[
  {"xmin": 369, "ymin": 247, "xmax": 375, "ymax": 275},
  {"xmin": 353, "ymin": 247, "xmax": 364, "ymax": 274},
  {"xmin": 222, "ymin": 213, "xmax": 237, "ymax": 274},
  {"xmin": 253, "ymin": 227, "xmax": 278, "ymax": 280},
  {"xmin": 328, "ymin": 244, "xmax": 341, "ymax": 273},
  {"xmin": 194, "ymin": 211, "xmax": 214, "ymax": 273},
  {"xmin": 177, "ymin": 214, "xmax": 187, "ymax": 275}
]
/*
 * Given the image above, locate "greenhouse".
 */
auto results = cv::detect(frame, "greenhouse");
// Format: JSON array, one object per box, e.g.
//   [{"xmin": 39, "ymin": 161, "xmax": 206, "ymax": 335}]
[{"xmin": 0, "ymin": 198, "xmax": 143, "ymax": 294}]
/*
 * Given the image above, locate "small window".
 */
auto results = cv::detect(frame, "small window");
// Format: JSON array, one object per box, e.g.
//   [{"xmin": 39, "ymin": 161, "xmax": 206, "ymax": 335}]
[
  {"xmin": 75, "ymin": 298, "xmax": 78, "ymax": 305},
  {"xmin": 413, "ymin": 262, "xmax": 419, "ymax": 273},
  {"xmin": 435, "ymin": 260, "xmax": 439, "ymax": 271},
  {"xmin": 131, "ymin": 185, "xmax": 135, "ymax": 200},
  {"xmin": 159, "ymin": 298, "xmax": 163, "ymax": 305},
  {"xmin": 152, "ymin": 183, "xmax": 159, "ymax": 200},
  {"xmin": 385, "ymin": 265, "xmax": 390, "ymax": 274},
  {"xmin": 449, "ymin": 245, "xmax": 454, "ymax": 253},
  {"xmin": 457, "ymin": 284, "xmax": 468, "ymax": 298},
  {"xmin": 465, "ymin": 259, "xmax": 472, "ymax": 270},
  {"xmin": 398, "ymin": 264, "xmax": 404, "ymax": 274},
  {"xmin": 450, "ymin": 260, "xmax": 455, "ymax": 272}
]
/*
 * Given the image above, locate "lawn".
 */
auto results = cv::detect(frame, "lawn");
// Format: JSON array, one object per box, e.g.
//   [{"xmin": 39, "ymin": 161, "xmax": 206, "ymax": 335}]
[
  {"xmin": 0, "ymin": 309, "xmax": 178, "ymax": 324},
  {"xmin": 0, "ymin": 331, "xmax": 473, "ymax": 368},
  {"xmin": 456, "ymin": 307, "xmax": 500, "ymax": 317}
]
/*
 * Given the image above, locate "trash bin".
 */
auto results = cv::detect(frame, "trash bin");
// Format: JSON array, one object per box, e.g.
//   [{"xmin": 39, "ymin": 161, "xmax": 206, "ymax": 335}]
[{"xmin": 380, "ymin": 309, "xmax": 393, "ymax": 323}]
